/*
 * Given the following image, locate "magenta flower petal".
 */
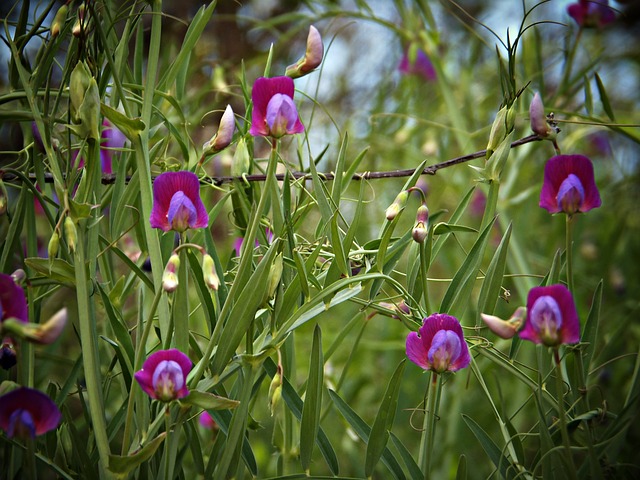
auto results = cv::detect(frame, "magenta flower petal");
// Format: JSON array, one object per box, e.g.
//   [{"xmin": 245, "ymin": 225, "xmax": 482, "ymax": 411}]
[
  {"xmin": 134, "ymin": 349, "xmax": 192, "ymax": 402},
  {"xmin": 568, "ymin": 0, "xmax": 615, "ymax": 28},
  {"xmin": 150, "ymin": 171, "xmax": 208, "ymax": 232},
  {"xmin": 539, "ymin": 155, "xmax": 601, "ymax": 215},
  {"xmin": 399, "ymin": 48, "xmax": 436, "ymax": 82},
  {"xmin": 405, "ymin": 313, "xmax": 470, "ymax": 373},
  {"xmin": 0, "ymin": 387, "xmax": 61, "ymax": 438},
  {"xmin": 249, "ymin": 77, "xmax": 304, "ymax": 138},
  {"xmin": 519, "ymin": 284, "xmax": 580, "ymax": 346},
  {"xmin": 0, "ymin": 273, "xmax": 28, "ymax": 324}
]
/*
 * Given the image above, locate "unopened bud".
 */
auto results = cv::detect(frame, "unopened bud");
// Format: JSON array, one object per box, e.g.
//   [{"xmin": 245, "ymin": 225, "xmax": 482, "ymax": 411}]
[
  {"xmin": 529, "ymin": 92, "xmax": 559, "ymax": 140},
  {"xmin": 486, "ymin": 106, "xmax": 507, "ymax": 158},
  {"xmin": 22, "ymin": 308, "xmax": 67, "ymax": 345},
  {"xmin": 480, "ymin": 306, "xmax": 526, "ymax": 339},
  {"xmin": 64, "ymin": 217, "xmax": 77, "ymax": 253},
  {"xmin": 0, "ymin": 339, "xmax": 17, "ymax": 370},
  {"xmin": 268, "ymin": 371, "xmax": 282, "ymax": 416},
  {"xmin": 385, "ymin": 190, "xmax": 409, "ymax": 221},
  {"xmin": 72, "ymin": 4, "xmax": 87, "ymax": 38},
  {"xmin": 202, "ymin": 254, "xmax": 220, "ymax": 290},
  {"xmin": 70, "ymin": 61, "xmax": 92, "ymax": 120},
  {"xmin": 266, "ymin": 253, "xmax": 283, "ymax": 300},
  {"xmin": 202, "ymin": 105, "xmax": 235, "ymax": 158},
  {"xmin": 285, "ymin": 25, "xmax": 324, "ymax": 79},
  {"xmin": 48, "ymin": 232, "xmax": 60, "ymax": 259},
  {"xmin": 231, "ymin": 138, "xmax": 251, "ymax": 177},
  {"xmin": 51, "ymin": 4, "xmax": 68, "ymax": 37},
  {"xmin": 11, "ymin": 269, "xmax": 26, "ymax": 285},
  {"xmin": 0, "ymin": 181, "xmax": 7, "ymax": 216},
  {"xmin": 162, "ymin": 254, "xmax": 180, "ymax": 293},
  {"xmin": 412, "ymin": 204, "xmax": 429, "ymax": 243}
]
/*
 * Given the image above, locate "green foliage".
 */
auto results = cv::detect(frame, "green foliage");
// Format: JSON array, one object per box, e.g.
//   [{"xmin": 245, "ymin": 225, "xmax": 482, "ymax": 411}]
[{"xmin": 0, "ymin": 0, "xmax": 638, "ymax": 479}]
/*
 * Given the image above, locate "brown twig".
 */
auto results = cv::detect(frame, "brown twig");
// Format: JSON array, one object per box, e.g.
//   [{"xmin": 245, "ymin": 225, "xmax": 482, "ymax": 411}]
[{"xmin": 2, "ymin": 135, "xmax": 541, "ymax": 186}]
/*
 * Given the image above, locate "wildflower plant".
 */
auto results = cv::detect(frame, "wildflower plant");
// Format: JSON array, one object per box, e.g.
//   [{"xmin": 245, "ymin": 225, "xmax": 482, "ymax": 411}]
[{"xmin": 0, "ymin": 1, "xmax": 638, "ymax": 479}]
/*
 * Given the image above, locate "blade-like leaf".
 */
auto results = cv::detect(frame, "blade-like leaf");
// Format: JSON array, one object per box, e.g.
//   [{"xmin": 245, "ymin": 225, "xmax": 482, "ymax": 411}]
[{"xmin": 300, "ymin": 325, "xmax": 324, "ymax": 473}]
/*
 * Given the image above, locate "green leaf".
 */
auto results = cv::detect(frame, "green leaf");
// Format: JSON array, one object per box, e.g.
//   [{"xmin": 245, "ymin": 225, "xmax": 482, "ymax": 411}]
[
  {"xmin": 264, "ymin": 358, "xmax": 339, "ymax": 475},
  {"xmin": 210, "ymin": 241, "xmax": 279, "ymax": 376},
  {"xmin": 440, "ymin": 218, "xmax": 496, "ymax": 318},
  {"xmin": 108, "ymin": 432, "xmax": 166, "ymax": 475},
  {"xmin": 477, "ymin": 222, "xmax": 512, "ymax": 315},
  {"xmin": 462, "ymin": 415, "xmax": 516, "ymax": 480},
  {"xmin": 25, "ymin": 257, "xmax": 77, "ymax": 287},
  {"xmin": 365, "ymin": 359, "xmax": 406, "ymax": 477},
  {"xmin": 432, "ymin": 223, "xmax": 478, "ymax": 235},
  {"xmin": 100, "ymin": 103, "xmax": 145, "ymax": 142},
  {"xmin": 455, "ymin": 454, "xmax": 467, "ymax": 480},
  {"xmin": 182, "ymin": 390, "xmax": 240, "ymax": 410},
  {"xmin": 328, "ymin": 389, "xmax": 406, "ymax": 480},
  {"xmin": 595, "ymin": 72, "xmax": 615, "ymax": 121},
  {"xmin": 300, "ymin": 325, "xmax": 324, "ymax": 473},
  {"xmin": 582, "ymin": 280, "xmax": 602, "ymax": 377}
]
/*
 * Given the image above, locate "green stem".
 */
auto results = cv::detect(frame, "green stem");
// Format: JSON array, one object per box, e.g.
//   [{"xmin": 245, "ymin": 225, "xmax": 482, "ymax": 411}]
[
  {"xmin": 419, "ymin": 372, "xmax": 442, "ymax": 479},
  {"xmin": 174, "ymin": 247, "xmax": 189, "ymax": 352},
  {"xmin": 121, "ymin": 286, "xmax": 163, "ymax": 455},
  {"xmin": 190, "ymin": 142, "xmax": 279, "ymax": 387},
  {"xmin": 566, "ymin": 215, "xmax": 575, "ymax": 293},
  {"xmin": 418, "ymin": 241, "xmax": 431, "ymax": 313},
  {"xmin": 74, "ymin": 224, "xmax": 112, "ymax": 477},
  {"xmin": 554, "ymin": 348, "xmax": 577, "ymax": 480}
]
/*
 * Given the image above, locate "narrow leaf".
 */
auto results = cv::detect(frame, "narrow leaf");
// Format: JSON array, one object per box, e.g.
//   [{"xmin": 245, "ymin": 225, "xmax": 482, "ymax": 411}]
[{"xmin": 300, "ymin": 325, "xmax": 324, "ymax": 473}]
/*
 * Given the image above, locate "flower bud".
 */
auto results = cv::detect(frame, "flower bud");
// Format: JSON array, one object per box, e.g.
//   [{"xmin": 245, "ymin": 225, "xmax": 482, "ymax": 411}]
[
  {"xmin": 266, "ymin": 253, "xmax": 283, "ymax": 300},
  {"xmin": 529, "ymin": 92, "xmax": 559, "ymax": 140},
  {"xmin": 486, "ymin": 106, "xmax": 507, "ymax": 158},
  {"xmin": 11, "ymin": 269, "xmax": 26, "ymax": 285},
  {"xmin": 412, "ymin": 204, "xmax": 429, "ymax": 243},
  {"xmin": 285, "ymin": 25, "xmax": 324, "ymax": 79},
  {"xmin": 0, "ymin": 339, "xmax": 17, "ymax": 370},
  {"xmin": 202, "ymin": 105, "xmax": 235, "ymax": 158},
  {"xmin": 48, "ymin": 231, "xmax": 60, "ymax": 260},
  {"xmin": 162, "ymin": 254, "xmax": 180, "ymax": 293},
  {"xmin": 0, "ymin": 180, "xmax": 7, "ymax": 216},
  {"xmin": 231, "ymin": 138, "xmax": 251, "ymax": 177},
  {"xmin": 268, "ymin": 370, "xmax": 282, "ymax": 416},
  {"xmin": 480, "ymin": 306, "xmax": 526, "ymax": 339},
  {"xmin": 69, "ymin": 61, "xmax": 100, "ymax": 140},
  {"xmin": 72, "ymin": 4, "xmax": 87, "ymax": 38},
  {"xmin": 385, "ymin": 190, "xmax": 409, "ymax": 221},
  {"xmin": 202, "ymin": 254, "xmax": 220, "ymax": 290},
  {"xmin": 64, "ymin": 217, "xmax": 77, "ymax": 253},
  {"xmin": 50, "ymin": 4, "xmax": 68, "ymax": 38},
  {"xmin": 21, "ymin": 308, "xmax": 67, "ymax": 345}
]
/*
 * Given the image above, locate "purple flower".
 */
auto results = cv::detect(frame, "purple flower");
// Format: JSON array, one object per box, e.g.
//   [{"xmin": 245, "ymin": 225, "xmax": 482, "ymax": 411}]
[
  {"xmin": 100, "ymin": 120, "xmax": 127, "ymax": 174},
  {"xmin": 199, "ymin": 411, "xmax": 218, "ymax": 430},
  {"xmin": 519, "ymin": 284, "xmax": 580, "ymax": 346},
  {"xmin": 568, "ymin": 0, "xmax": 615, "ymax": 28},
  {"xmin": 134, "ymin": 349, "xmax": 192, "ymax": 402},
  {"xmin": 540, "ymin": 155, "xmax": 601, "ymax": 215},
  {"xmin": 406, "ymin": 313, "xmax": 471, "ymax": 374},
  {"xmin": 150, "ymin": 171, "xmax": 209, "ymax": 233},
  {"xmin": 0, "ymin": 387, "xmax": 61, "ymax": 439},
  {"xmin": 249, "ymin": 77, "xmax": 304, "ymax": 138},
  {"xmin": 0, "ymin": 273, "xmax": 28, "ymax": 325},
  {"xmin": 399, "ymin": 49, "xmax": 436, "ymax": 82}
]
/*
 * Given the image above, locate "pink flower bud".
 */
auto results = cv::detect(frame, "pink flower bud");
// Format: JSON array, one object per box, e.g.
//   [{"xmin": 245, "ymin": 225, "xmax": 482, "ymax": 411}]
[
  {"xmin": 285, "ymin": 26, "xmax": 324, "ymax": 79},
  {"xmin": 162, "ymin": 254, "xmax": 180, "ymax": 293},
  {"xmin": 480, "ymin": 307, "xmax": 526, "ymax": 339},
  {"xmin": 202, "ymin": 105, "xmax": 235, "ymax": 157},
  {"xmin": 385, "ymin": 190, "xmax": 409, "ymax": 221}
]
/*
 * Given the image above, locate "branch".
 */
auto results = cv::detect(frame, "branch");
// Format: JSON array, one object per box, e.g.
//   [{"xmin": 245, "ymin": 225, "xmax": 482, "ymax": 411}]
[{"xmin": 2, "ymin": 135, "xmax": 541, "ymax": 186}]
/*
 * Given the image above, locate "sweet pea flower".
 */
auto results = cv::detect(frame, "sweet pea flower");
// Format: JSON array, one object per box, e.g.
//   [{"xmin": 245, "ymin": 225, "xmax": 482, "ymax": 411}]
[
  {"xmin": 519, "ymin": 284, "xmax": 580, "ymax": 347},
  {"xmin": 0, "ymin": 273, "xmax": 28, "ymax": 370},
  {"xmin": 568, "ymin": 0, "xmax": 615, "ymax": 28},
  {"xmin": 0, "ymin": 387, "xmax": 61, "ymax": 439},
  {"xmin": 100, "ymin": 120, "xmax": 127, "ymax": 174},
  {"xmin": 285, "ymin": 25, "xmax": 324, "ymax": 79},
  {"xmin": 199, "ymin": 411, "xmax": 218, "ymax": 430},
  {"xmin": 540, "ymin": 155, "xmax": 601, "ymax": 216},
  {"xmin": 249, "ymin": 77, "xmax": 304, "ymax": 138},
  {"xmin": 529, "ymin": 92, "xmax": 559, "ymax": 139},
  {"xmin": 399, "ymin": 48, "xmax": 436, "ymax": 82},
  {"xmin": 406, "ymin": 313, "xmax": 471, "ymax": 374},
  {"xmin": 150, "ymin": 171, "xmax": 209, "ymax": 233},
  {"xmin": 134, "ymin": 349, "xmax": 192, "ymax": 402}
]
